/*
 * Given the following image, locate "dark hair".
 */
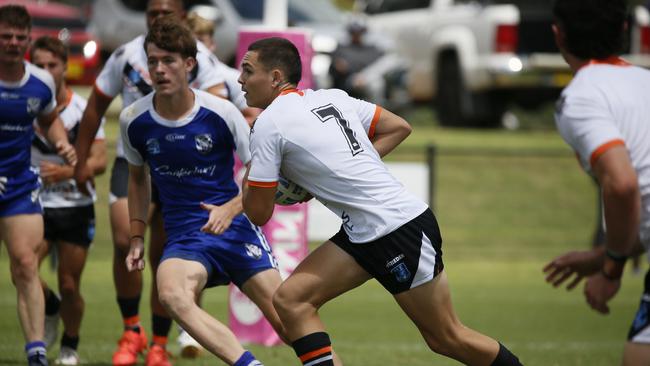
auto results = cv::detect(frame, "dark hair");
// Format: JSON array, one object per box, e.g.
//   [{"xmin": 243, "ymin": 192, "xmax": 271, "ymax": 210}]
[
  {"xmin": 144, "ymin": 16, "xmax": 197, "ymax": 59},
  {"xmin": 553, "ymin": 0, "xmax": 627, "ymax": 59},
  {"xmin": 248, "ymin": 37, "xmax": 302, "ymax": 85},
  {"xmin": 30, "ymin": 36, "xmax": 68, "ymax": 63},
  {"xmin": 0, "ymin": 4, "xmax": 31, "ymax": 30}
]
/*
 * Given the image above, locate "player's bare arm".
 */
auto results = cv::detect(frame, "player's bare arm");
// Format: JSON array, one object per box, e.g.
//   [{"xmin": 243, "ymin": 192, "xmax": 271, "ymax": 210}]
[
  {"xmin": 583, "ymin": 145, "xmax": 640, "ymax": 314},
  {"xmin": 73, "ymin": 89, "xmax": 113, "ymax": 189},
  {"xmin": 125, "ymin": 163, "xmax": 151, "ymax": 272},
  {"xmin": 205, "ymin": 82, "xmax": 227, "ymax": 99},
  {"xmin": 36, "ymin": 110, "xmax": 77, "ymax": 166},
  {"xmin": 39, "ymin": 140, "xmax": 107, "ymax": 185},
  {"xmin": 200, "ymin": 193, "xmax": 243, "ymax": 235},
  {"xmin": 242, "ymin": 166, "xmax": 276, "ymax": 226},
  {"xmin": 370, "ymin": 108, "xmax": 412, "ymax": 158}
]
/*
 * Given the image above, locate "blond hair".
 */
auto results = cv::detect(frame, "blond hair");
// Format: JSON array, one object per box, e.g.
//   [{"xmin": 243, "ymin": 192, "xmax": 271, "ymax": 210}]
[{"xmin": 186, "ymin": 12, "xmax": 214, "ymax": 38}]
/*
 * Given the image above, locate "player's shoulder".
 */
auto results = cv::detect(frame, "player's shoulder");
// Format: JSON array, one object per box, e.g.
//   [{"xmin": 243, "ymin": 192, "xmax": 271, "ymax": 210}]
[
  {"xmin": 120, "ymin": 92, "xmax": 153, "ymax": 124},
  {"xmin": 69, "ymin": 91, "xmax": 88, "ymax": 110},
  {"xmin": 25, "ymin": 62, "xmax": 55, "ymax": 90}
]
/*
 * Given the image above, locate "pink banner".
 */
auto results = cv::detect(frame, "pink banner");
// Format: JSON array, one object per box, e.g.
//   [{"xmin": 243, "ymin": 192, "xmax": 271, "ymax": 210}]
[{"xmin": 229, "ymin": 26, "xmax": 311, "ymax": 343}]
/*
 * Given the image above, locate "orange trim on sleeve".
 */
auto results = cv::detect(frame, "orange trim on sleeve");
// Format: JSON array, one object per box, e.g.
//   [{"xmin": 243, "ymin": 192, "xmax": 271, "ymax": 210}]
[
  {"xmin": 247, "ymin": 180, "xmax": 278, "ymax": 188},
  {"xmin": 298, "ymin": 346, "xmax": 332, "ymax": 362},
  {"xmin": 368, "ymin": 106, "xmax": 382, "ymax": 139},
  {"xmin": 590, "ymin": 139, "xmax": 625, "ymax": 167}
]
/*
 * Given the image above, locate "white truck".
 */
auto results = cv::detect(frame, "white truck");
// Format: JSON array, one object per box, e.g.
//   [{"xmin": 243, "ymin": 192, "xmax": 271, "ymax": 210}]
[{"xmin": 358, "ymin": 0, "xmax": 650, "ymax": 127}]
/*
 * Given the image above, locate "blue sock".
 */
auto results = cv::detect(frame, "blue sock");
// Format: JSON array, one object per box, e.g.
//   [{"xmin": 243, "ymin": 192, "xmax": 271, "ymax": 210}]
[
  {"xmin": 25, "ymin": 341, "xmax": 47, "ymax": 365},
  {"xmin": 233, "ymin": 350, "xmax": 263, "ymax": 366}
]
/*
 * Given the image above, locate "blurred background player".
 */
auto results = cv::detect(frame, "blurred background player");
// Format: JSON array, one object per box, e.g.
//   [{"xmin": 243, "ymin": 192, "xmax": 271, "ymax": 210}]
[
  {"xmin": 30, "ymin": 35, "xmax": 107, "ymax": 365},
  {"xmin": 186, "ymin": 11, "xmax": 259, "ymax": 124},
  {"xmin": 122, "ymin": 18, "xmax": 287, "ymax": 365},
  {"xmin": 241, "ymin": 36, "xmax": 522, "ymax": 366},
  {"xmin": 543, "ymin": 0, "xmax": 650, "ymax": 364},
  {"xmin": 0, "ymin": 5, "xmax": 76, "ymax": 365},
  {"xmin": 72, "ymin": 0, "xmax": 225, "ymax": 365}
]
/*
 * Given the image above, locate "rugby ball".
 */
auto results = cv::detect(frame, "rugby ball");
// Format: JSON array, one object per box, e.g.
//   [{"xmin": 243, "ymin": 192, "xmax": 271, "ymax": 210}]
[{"xmin": 275, "ymin": 175, "xmax": 309, "ymax": 205}]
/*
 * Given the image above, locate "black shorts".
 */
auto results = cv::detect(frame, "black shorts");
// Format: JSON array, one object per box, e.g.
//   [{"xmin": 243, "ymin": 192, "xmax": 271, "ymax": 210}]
[
  {"xmin": 43, "ymin": 205, "xmax": 95, "ymax": 247},
  {"xmin": 628, "ymin": 269, "xmax": 650, "ymax": 343},
  {"xmin": 110, "ymin": 157, "xmax": 162, "ymax": 206},
  {"xmin": 330, "ymin": 208, "xmax": 444, "ymax": 294}
]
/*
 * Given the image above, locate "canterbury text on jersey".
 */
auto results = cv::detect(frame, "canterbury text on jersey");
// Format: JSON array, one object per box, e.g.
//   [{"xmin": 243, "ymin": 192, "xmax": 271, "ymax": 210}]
[
  {"xmin": 31, "ymin": 89, "xmax": 105, "ymax": 208},
  {"xmin": 0, "ymin": 61, "xmax": 56, "ymax": 203},
  {"xmin": 120, "ymin": 89, "xmax": 251, "ymax": 239},
  {"xmin": 248, "ymin": 88, "xmax": 427, "ymax": 243},
  {"xmin": 95, "ymin": 35, "xmax": 225, "ymax": 158},
  {"xmin": 555, "ymin": 60, "xmax": 650, "ymax": 248}
]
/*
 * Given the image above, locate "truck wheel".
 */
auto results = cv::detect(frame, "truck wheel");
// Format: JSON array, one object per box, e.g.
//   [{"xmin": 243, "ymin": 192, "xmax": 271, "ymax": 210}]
[{"xmin": 436, "ymin": 55, "xmax": 505, "ymax": 127}]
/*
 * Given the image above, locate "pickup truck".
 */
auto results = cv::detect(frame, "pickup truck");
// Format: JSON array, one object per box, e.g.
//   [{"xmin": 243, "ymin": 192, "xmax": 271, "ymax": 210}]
[{"xmin": 358, "ymin": 0, "xmax": 650, "ymax": 127}]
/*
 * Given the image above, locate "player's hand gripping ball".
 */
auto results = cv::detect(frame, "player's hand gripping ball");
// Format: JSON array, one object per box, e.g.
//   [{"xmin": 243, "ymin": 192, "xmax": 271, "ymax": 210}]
[{"xmin": 275, "ymin": 175, "xmax": 309, "ymax": 205}]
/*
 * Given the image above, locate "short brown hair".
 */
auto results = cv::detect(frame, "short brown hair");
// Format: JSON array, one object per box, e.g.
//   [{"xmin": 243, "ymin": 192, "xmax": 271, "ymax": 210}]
[
  {"xmin": 30, "ymin": 36, "xmax": 68, "ymax": 63},
  {"xmin": 144, "ymin": 16, "xmax": 197, "ymax": 59},
  {"xmin": 0, "ymin": 4, "xmax": 31, "ymax": 30}
]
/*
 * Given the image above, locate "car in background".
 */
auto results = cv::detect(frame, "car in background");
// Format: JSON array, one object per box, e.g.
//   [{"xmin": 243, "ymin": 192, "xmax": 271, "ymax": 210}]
[{"xmin": 0, "ymin": 0, "xmax": 101, "ymax": 85}]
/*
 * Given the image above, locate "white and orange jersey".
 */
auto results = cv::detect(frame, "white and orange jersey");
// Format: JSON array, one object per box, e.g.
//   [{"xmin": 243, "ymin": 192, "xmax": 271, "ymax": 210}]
[
  {"xmin": 555, "ymin": 59, "xmax": 650, "ymax": 247},
  {"xmin": 248, "ymin": 88, "xmax": 427, "ymax": 243},
  {"xmin": 31, "ymin": 90, "xmax": 105, "ymax": 207},
  {"xmin": 95, "ymin": 35, "xmax": 225, "ymax": 158}
]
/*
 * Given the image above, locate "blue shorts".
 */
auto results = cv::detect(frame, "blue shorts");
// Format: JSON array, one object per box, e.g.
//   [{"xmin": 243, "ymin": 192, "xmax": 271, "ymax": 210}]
[
  {"xmin": 0, "ymin": 186, "xmax": 42, "ymax": 218},
  {"xmin": 161, "ymin": 222, "xmax": 277, "ymax": 289}
]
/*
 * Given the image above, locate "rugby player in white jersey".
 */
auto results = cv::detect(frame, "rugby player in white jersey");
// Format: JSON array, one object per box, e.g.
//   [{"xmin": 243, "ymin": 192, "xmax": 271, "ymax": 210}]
[
  {"xmin": 240, "ymin": 37, "xmax": 522, "ymax": 366},
  {"xmin": 121, "ymin": 18, "xmax": 290, "ymax": 366},
  {"xmin": 543, "ymin": 0, "xmax": 650, "ymax": 364},
  {"xmin": 30, "ymin": 35, "xmax": 107, "ymax": 365},
  {"xmin": 71, "ymin": 1, "xmax": 225, "ymax": 365},
  {"xmin": 0, "ymin": 5, "xmax": 76, "ymax": 365}
]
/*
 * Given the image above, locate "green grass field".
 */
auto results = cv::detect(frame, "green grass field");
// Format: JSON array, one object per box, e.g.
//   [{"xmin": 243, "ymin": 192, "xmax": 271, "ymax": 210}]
[{"xmin": 0, "ymin": 102, "xmax": 644, "ymax": 365}]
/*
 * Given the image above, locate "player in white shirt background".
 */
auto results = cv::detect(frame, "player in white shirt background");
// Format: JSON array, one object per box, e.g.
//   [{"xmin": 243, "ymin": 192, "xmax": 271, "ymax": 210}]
[
  {"xmin": 0, "ymin": 5, "xmax": 76, "ymax": 366},
  {"xmin": 543, "ymin": 0, "xmax": 650, "ymax": 365},
  {"xmin": 121, "ymin": 18, "xmax": 288, "ymax": 366},
  {"xmin": 71, "ymin": 1, "xmax": 226, "ymax": 365},
  {"xmin": 240, "ymin": 37, "xmax": 522, "ymax": 366},
  {"xmin": 30, "ymin": 35, "xmax": 107, "ymax": 366}
]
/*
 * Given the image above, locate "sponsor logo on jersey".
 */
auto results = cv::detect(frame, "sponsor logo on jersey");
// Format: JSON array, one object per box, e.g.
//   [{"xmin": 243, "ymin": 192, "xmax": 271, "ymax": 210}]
[
  {"xmin": 165, "ymin": 133, "xmax": 186, "ymax": 142},
  {"xmin": 27, "ymin": 97, "xmax": 41, "ymax": 116},
  {"xmin": 154, "ymin": 164, "xmax": 217, "ymax": 179},
  {"xmin": 195, "ymin": 133, "xmax": 213, "ymax": 154},
  {"xmin": 390, "ymin": 262, "xmax": 411, "ymax": 283},
  {"xmin": 385, "ymin": 254, "xmax": 405, "ymax": 268},
  {"xmin": 245, "ymin": 243, "xmax": 262, "ymax": 260},
  {"xmin": 0, "ymin": 91, "xmax": 20, "ymax": 99},
  {"xmin": 146, "ymin": 138, "xmax": 161, "ymax": 155}
]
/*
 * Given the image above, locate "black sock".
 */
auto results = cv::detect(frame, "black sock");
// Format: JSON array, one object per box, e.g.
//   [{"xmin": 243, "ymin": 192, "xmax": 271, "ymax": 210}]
[
  {"xmin": 151, "ymin": 314, "xmax": 172, "ymax": 345},
  {"xmin": 60, "ymin": 333, "xmax": 79, "ymax": 350},
  {"xmin": 292, "ymin": 332, "xmax": 334, "ymax": 366},
  {"xmin": 44, "ymin": 289, "xmax": 60, "ymax": 316},
  {"xmin": 117, "ymin": 296, "xmax": 141, "ymax": 332},
  {"xmin": 491, "ymin": 342, "xmax": 523, "ymax": 366}
]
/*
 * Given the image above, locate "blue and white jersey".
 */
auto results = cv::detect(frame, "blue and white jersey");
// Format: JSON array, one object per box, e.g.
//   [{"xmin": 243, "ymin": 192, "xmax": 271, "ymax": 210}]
[
  {"xmin": 120, "ymin": 89, "xmax": 251, "ymax": 239},
  {"xmin": 0, "ymin": 62, "xmax": 56, "ymax": 202}
]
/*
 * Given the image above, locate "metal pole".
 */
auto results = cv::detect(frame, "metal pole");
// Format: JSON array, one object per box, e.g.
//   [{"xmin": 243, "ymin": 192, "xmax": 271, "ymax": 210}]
[{"xmin": 426, "ymin": 144, "xmax": 437, "ymax": 209}]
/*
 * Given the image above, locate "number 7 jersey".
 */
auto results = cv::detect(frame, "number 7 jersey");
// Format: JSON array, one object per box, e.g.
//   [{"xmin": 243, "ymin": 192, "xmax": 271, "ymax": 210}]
[{"xmin": 248, "ymin": 88, "xmax": 427, "ymax": 243}]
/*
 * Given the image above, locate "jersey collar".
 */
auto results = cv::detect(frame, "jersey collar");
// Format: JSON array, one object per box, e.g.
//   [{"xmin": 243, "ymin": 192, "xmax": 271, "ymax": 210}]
[
  {"xmin": 579, "ymin": 56, "xmax": 631, "ymax": 70},
  {"xmin": 279, "ymin": 88, "xmax": 304, "ymax": 96}
]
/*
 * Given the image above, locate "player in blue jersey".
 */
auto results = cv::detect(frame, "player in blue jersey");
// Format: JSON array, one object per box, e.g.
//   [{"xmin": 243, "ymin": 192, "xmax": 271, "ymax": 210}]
[
  {"xmin": 72, "ymin": 1, "xmax": 226, "ymax": 364},
  {"xmin": 0, "ymin": 5, "xmax": 76, "ymax": 366},
  {"xmin": 121, "ymin": 18, "xmax": 287, "ymax": 366},
  {"xmin": 31, "ymin": 36, "xmax": 108, "ymax": 365}
]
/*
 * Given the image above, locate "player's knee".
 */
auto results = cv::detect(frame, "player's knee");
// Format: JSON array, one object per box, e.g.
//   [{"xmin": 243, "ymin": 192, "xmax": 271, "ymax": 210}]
[
  {"xmin": 10, "ymin": 253, "xmax": 39, "ymax": 283},
  {"xmin": 157, "ymin": 285, "xmax": 191, "ymax": 316},
  {"xmin": 58, "ymin": 275, "xmax": 80, "ymax": 299},
  {"xmin": 273, "ymin": 283, "xmax": 310, "ymax": 320}
]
